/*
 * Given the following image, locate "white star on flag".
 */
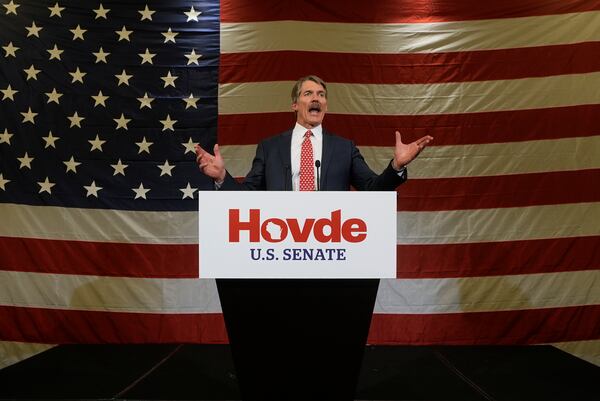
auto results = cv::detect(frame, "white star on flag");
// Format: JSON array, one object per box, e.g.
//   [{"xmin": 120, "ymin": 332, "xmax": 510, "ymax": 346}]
[
  {"xmin": 26, "ymin": 22, "xmax": 43, "ymax": 37},
  {"xmin": 88, "ymin": 134, "xmax": 105, "ymax": 152},
  {"xmin": 136, "ymin": 137, "xmax": 153, "ymax": 154},
  {"xmin": 111, "ymin": 159, "xmax": 128, "ymax": 176},
  {"xmin": 70, "ymin": 25, "xmax": 87, "ymax": 40},
  {"xmin": 24, "ymin": 65, "xmax": 41, "ymax": 80},
  {"xmin": 160, "ymin": 115, "xmax": 177, "ymax": 131},
  {"xmin": 132, "ymin": 183, "xmax": 150, "ymax": 199},
  {"xmin": 18, "ymin": 153, "xmax": 34, "ymax": 169},
  {"xmin": 185, "ymin": 49, "xmax": 201, "ymax": 65},
  {"xmin": 139, "ymin": 5, "xmax": 155, "ymax": 21},
  {"xmin": 63, "ymin": 156, "xmax": 81, "ymax": 173},
  {"xmin": 3, "ymin": 42, "xmax": 19, "ymax": 57},
  {"xmin": 93, "ymin": 47, "xmax": 110, "ymax": 63},
  {"xmin": 0, "ymin": 128, "xmax": 13, "ymax": 144},
  {"xmin": 116, "ymin": 26, "xmax": 133, "ymax": 42},
  {"xmin": 183, "ymin": 94, "xmax": 199, "ymax": 109},
  {"xmin": 84, "ymin": 181, "xmax": 102, "ymax": 197},
  {"xmin": 161, "ymin": 71, "xmax": 178, "ymax": 88},
  {"xmin": 137, "ymin": 92, "xmax": 154, "ymax": 109},
  {"xmin": 43, "ymin": 131, "xmax": 60, "ymax": 148},
  {"xmin": 180, "ymin": 183, "xmax": 197, "ymax": 199},
  {"xmin": 92, "ymin": 90, "xmax": 109, "ymax": 107},
  {"xmin": 185, "ymin": 6, "xmax": 201, "ymax": 22},
  {"xmin": 115, "ymin": 70, "xmax": 133, "ymax": 86},
  {"xmin": 21, "ymin": 107, "xmax": 37, "ymax": 124},
  {"xmin": 3, "ymin": 0, "xmax": 19, "ymax": 15},
  {"xmin": 162, "ymin": 28, "xmax": 178, "ymax": 43},
  {"xmin": 38, "ymin": 177, "xmax": 56, "ymax": 194},
  {"xmin": 158, "ymin": 160, "xmax": 175, "ymax": 176},
  {"xmin": 0, "ymin": 174, "xmax": 10, "ymax": 191},
  {"xmin": 1, "ymin": 84, "xmax": 18, "ymax": 100},
  {"xmin": 45, "ymin": 88, "xmax": 62, "ymax": 104},
  {"xmin": 93, "ymin": 4, "xmax": 109, "ymax": 19},
  {"xmin": 69, "ymin": 67, "xmax": 86, "ymax": 83},
  {"xmin": 68, "ymin": 111, "xmax": 84, "ymax": 128},
  {"xmin": 47, "ymin": 44, "xmax": 63, "ymax": 60},
  {"xmin": 48, "ymin": 2, "xmax": 64, "ymax": 17},
  {"xmin": 139, "ymin": 48, "xmax": 156, "ymax": 64},
  {"xmin": 181, "ymin": 138, "xmax": 197, "ymax": 154},
  {"xmin": 114, "ymin": 114, "xmax": 131, "ymax": 130}
]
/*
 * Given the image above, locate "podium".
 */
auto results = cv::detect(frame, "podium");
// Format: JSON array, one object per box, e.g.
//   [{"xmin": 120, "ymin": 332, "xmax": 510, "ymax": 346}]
[{"xmin": 199, "ymin": 192, "xmax": 397, "ymax": 400}]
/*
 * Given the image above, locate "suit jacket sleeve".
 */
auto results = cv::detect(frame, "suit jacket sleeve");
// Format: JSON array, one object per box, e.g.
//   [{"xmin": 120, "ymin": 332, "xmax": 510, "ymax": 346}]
[
  {"xmin": 349, "ymin": 144, "xmax": 407, "ymax": 191},
  {"xmin": 219, "ymin": 141, "xmax": 267, "ymax": 191},
  {"xmin": 218, "ymin": 132, "xmax": 406, "ymax": 191}
]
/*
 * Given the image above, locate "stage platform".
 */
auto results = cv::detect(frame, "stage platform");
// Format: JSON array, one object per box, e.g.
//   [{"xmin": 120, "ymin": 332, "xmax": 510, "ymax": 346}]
[{"xmin": 0, "ymin": 344, "xmax": 598, "ymax": 400}]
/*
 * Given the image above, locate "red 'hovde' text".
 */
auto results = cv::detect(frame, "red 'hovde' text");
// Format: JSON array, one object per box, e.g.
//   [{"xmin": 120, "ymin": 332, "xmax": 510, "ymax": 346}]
[{"xmin": 229, "ymin": 209, "xmax": 367, "ymax": 243}]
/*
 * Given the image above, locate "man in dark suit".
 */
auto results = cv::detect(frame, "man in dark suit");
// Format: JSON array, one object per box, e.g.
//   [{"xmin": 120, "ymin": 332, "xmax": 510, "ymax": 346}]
[
  {"xmin": 195, "ymin": 75, "xmax": 432, "ymax": 189},
  {"xmin": 194, "ymin": 76, "xmax": 433, "ymax": 400}
]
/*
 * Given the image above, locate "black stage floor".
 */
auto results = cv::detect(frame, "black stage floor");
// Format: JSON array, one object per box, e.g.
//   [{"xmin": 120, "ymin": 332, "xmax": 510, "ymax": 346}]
[{"xmin": 0, "ymin": 344, "xmax": 598, "ymax": 400}]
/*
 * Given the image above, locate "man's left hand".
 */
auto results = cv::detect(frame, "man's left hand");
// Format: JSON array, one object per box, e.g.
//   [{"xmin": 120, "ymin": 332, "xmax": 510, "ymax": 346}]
[{"xmin": 392, "ymin": 131, "xmax": 433, "ymax": 170}]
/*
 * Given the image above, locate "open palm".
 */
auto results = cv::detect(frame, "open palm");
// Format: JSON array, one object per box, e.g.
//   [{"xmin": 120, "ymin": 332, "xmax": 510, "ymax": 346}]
[
  {"xmin": 393, "ymin": 131, "xmax": 433, "ymax": 169},
  {"xmin": 195, "ymin": 144, "xmax": 226, "ymax": 182}
]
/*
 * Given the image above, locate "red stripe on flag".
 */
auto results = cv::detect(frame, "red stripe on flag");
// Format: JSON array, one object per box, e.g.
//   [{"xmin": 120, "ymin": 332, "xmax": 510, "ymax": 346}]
[
  {"xmin": 221, "ymin": 43, "xmax": 600, "ymax": 84},
  {"xmin": 398, "ymin": 170, "xmax": 600, "ymax": 211},
  {"xmin": 231, "ymin": 170, "xmax": 600, "ymax": 211},
  {"xmin": 368, "ymin": 305, "xmax": 600, "ymax": 345},
  {"xmin": 3, "ymin": 305, "xmax": 598, "ymax": 345},
  {"xmin": 2, "ymin": 236, "xmax": 597, "ymax": 279},
  {"xmin": 0, "ymin": 306, "xmax": 227, "ymax": 344},
  {"xmin": 0, "ymin": 236, "xmax": 198, "ymax": 278},
  {"xmin": 397, "ymin": 236, "xmax": 600, "ymax": 279},
  {"xmin": 218, "ymin": 104, "xmax": 600, "ymax": 146},
  {"xmin": 221, "ymin": 0, "xmax": 600, "ymax": 23}
]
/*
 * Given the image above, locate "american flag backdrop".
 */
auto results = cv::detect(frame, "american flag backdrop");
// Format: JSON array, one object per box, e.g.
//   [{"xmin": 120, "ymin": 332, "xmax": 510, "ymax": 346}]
[{"xmin": 1, "ymin": 0, "xmax": 600, "ymax": 368}]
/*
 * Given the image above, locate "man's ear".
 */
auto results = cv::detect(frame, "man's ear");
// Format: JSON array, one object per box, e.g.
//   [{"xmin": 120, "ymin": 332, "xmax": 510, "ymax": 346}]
[{"xmin": 291, "ymin": 102, "xmax": 298, "ymax": 112}]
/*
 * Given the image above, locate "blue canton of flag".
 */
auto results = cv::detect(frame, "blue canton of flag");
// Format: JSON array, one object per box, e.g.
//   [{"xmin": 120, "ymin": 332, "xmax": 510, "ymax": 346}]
[{"xmin": 0, "ymin": 0, "xmax": 219, "ymax": 211}]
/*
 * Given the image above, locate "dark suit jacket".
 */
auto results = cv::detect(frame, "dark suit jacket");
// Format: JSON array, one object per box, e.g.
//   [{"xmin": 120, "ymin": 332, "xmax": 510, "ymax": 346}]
[{"xmin": 220, "ymin": 129, "xmax": 407, "ymax": 191}]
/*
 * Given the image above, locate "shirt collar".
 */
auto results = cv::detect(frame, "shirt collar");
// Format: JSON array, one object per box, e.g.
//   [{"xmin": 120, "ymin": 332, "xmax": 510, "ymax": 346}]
[{"xmin": 292, "ymin": 123, "xmax": 322, "ymax": 141}]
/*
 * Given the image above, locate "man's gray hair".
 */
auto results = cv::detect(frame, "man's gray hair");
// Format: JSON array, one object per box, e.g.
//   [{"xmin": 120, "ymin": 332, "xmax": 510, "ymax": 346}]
[{"xmin": 291, "ymin": 75, "xmax": 327, "ymax": 103}]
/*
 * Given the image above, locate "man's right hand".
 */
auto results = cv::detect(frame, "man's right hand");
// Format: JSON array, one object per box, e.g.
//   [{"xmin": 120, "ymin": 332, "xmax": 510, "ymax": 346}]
[{"xmin": 195, "ymin": 143, "xmax": 226, "ymax": 183}]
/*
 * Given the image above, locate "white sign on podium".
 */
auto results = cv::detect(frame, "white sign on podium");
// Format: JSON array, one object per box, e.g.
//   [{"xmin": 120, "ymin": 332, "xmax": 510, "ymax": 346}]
[{"xmin": 198, "ymin": 191, "xmax": 396, "ymax": 278}]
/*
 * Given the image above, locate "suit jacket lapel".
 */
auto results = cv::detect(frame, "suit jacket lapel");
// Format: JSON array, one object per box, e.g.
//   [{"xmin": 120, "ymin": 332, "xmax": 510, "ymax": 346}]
[
  {"xmin": 277, "ymin": 130, "xmax": 293, "ymax": 190},
  {"xmin": 321, "ymin": 130, "xmax": 335, "ymax": 190}
]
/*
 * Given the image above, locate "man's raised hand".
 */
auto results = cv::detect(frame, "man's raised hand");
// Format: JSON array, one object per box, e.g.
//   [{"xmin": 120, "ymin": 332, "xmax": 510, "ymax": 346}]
[
  {"xmin": 195, "ymin": 143, "xmax": 226, "ymax": 182},
  {"xmin": 392, "ymin": 131, "xmax": 433, "ymax": 170}
]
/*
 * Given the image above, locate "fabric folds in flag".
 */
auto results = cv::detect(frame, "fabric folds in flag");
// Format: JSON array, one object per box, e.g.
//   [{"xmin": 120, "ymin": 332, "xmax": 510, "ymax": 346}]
[
  {"xmin": 0, "ymin": 0, "xmax": 225, "ymax": 365},
  {"xmin": 1, "ymin": 0, "xmax": 599, "ymax": 367},
  {"xmin": 218, "ymin": 0, "xmax": 600, "ymax": 365}
]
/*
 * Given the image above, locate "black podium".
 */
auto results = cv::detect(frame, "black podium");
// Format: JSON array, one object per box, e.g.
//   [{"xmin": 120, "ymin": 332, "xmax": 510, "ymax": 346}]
[{"xmin": 217, "ymin": 278, "xmax": 379, "ymax": 401}]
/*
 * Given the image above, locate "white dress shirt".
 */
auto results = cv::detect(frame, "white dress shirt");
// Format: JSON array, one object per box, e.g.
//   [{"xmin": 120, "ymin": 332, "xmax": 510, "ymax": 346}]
[{"xmin": 291, "ymin": 123, "xmax": 323, "ymax": 191}]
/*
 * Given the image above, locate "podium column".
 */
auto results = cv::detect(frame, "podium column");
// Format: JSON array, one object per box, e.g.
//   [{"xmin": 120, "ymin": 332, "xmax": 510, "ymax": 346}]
[{"xmin": 217, "ymin": 278, "xmax": 379, "ymax": 401}]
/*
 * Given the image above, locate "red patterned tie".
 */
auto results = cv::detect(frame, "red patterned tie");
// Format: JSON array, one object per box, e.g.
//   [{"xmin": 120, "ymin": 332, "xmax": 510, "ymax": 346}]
[{"xmin": 299, "ymin": 130, "xmax": 315, "ymax": 191}]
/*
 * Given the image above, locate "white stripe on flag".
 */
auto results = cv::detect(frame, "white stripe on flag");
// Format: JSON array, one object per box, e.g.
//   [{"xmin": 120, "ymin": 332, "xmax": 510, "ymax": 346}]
[
  {"xmin": 551, "ymin": 340, "xmax": 600, "ymax": 367},
  {"xmin": 1, "ymin": 202, "xmax": 598, "ymax": 245},
  {"xmin": 0, "ymin": 203, "xmax": 197, "ymax": 244},
  {"xmin": 0, "ymin": 341, "xmax": 55, "ymax": 369},
  {"xmin": 220, "ymin": 135, "xmax": 600, "ymax": 179},
  {"xmin": 2, "ymin": 270, "xmax": 598, "ymax": 315},
  {"xmin": 375, "ymin": 270, "xmax": 600, "ymax": 314},
  {"xmin": 397, "ymin": 202, "xmax": 600, "ymax": 244},
  {"xmin": 0, "ymin": 271, "xmax": 221, "ymax": 313},
  {"xmin": 219, "ymin": 72, "xmax": 600, "ymax": 115},
  {"xmin": 221, "ymin": 11, "xmax": 600, "ymax": 54}
]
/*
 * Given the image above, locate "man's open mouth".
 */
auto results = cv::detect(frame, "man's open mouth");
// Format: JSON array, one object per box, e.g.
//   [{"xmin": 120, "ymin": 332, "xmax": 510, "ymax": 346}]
[{"xmin": 309, "ymin": 103, "xmax": 321, "ymax": 114}]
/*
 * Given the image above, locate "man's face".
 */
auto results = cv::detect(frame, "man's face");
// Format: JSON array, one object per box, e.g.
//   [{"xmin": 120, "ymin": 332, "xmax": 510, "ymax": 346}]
[{"xmin": 292, "ymin": 80, "xmax": 328, "ymax": 128}]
